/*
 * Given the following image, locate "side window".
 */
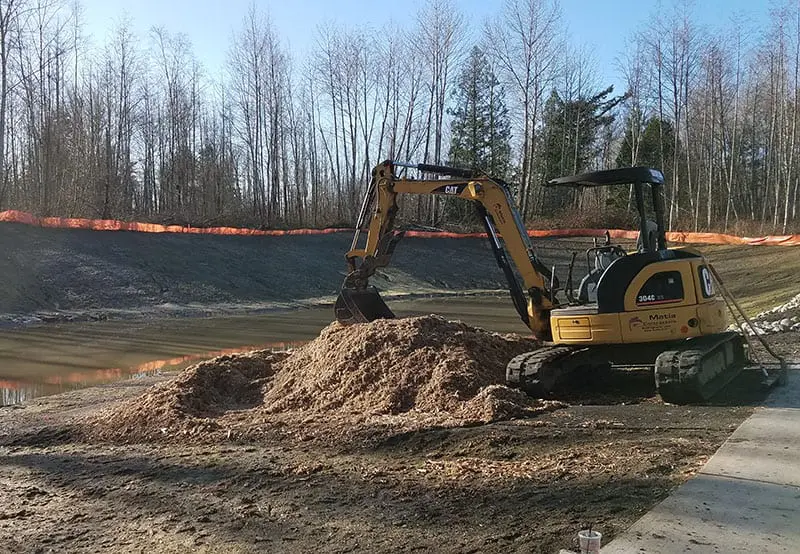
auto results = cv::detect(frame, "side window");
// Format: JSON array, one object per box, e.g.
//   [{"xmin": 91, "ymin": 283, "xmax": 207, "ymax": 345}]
[
  {"xmin": 698, "ymin": 265, "xmax": 715, "ymax": 298},
  {"xmin": 636, "ymin": 271, "xmax": 684, "ymax": 306}
]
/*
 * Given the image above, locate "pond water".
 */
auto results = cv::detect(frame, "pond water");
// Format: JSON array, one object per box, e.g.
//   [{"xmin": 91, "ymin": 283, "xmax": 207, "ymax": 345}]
[{"xmin": 0, "ymin": 295, "xmax": 523, "ymax": 405}]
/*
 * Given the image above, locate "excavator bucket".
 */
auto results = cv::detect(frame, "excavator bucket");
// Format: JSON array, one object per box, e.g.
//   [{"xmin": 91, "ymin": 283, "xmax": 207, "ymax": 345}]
[{"xmin": 334, "ymin": 286, "xmax": 395, "ymax": 324}]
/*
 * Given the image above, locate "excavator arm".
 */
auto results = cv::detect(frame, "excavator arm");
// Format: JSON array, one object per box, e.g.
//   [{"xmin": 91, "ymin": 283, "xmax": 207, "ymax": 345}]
[{"xmin": 335, "ymin": 160, "xmax": 557, "ymax": 340}]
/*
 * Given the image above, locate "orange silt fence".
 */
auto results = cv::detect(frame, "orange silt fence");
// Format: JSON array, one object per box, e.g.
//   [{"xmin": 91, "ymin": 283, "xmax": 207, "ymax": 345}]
[{"xmin": 2, "ymin": 209, "xmax": 800, "ymax": 246}]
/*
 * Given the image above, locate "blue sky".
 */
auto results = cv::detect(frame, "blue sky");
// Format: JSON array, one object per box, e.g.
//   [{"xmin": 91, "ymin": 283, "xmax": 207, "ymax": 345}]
[{"xmin": 81, "ymin": 0, "xmax": 771, "ymax": 91}]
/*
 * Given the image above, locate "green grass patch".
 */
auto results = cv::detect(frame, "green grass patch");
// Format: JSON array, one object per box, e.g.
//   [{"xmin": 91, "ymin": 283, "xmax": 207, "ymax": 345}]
[{"xmin": 700, "ymin": 245, "xmax": 800, "ymax": 316}]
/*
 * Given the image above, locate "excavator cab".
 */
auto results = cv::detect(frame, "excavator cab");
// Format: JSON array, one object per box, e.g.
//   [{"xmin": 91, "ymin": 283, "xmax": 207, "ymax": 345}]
[
  {"xmin": 541, "ymin": 167, "xmax": 731, "ymax": 346},
  {"xmin": 550, "ymin": 168, "xmax": 666, "ymax": 307}
]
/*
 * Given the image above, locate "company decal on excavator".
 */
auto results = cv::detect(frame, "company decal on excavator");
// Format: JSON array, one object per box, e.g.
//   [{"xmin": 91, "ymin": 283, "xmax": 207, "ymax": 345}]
[
  {"xmin": 434, "ymin": 183, "xmax": 468, "ymax": 195},
  {"xmin": 493, "ymin": 203, "xmax": 507, "ymax": 225},
  {"xmin": 629, "ymin": 312, "xmax": 678, "ymax": 333},
  {"xmin": 636, "ymin": 295, "xmax": 682, "ymax": 305}
]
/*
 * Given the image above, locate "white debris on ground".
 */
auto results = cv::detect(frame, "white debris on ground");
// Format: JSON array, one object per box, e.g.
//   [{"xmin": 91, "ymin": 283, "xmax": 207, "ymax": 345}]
[{"xmin": 730, "ymin": 293, "xmax": 800, "ymax": 336}]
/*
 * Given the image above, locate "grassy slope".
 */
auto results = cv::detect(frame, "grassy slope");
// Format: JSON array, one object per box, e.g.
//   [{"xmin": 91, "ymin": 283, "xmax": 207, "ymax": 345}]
[
  {"xmin": 0, "ymin": 222, "xmax": 795, "ymax": 318},
  {"xmin": 701, "ymin": 244, "xmax": 800, "ymax": 315}
]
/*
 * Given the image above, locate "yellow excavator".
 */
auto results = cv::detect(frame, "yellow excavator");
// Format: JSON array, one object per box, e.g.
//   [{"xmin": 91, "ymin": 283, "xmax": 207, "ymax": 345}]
[{"xmin": 335, "ymin": 160, "xmax": 785, "ymax": 404}]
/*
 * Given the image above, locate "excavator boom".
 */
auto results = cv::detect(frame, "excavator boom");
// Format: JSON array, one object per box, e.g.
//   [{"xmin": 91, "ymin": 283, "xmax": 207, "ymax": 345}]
[{"xmin": 335, "ymin": 160, "xmax": 556, "ymax": 340}]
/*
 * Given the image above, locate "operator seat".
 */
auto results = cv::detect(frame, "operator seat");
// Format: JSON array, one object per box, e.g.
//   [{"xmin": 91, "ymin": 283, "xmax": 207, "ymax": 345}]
[
  {"xmin": 578, "ymin": 219, "xmax": 659, "ymax": 303},
  {"xmin": 637, "ymin": 219, "xmax": 658, "ymax": 252},
  {"xmin": 577, "ymin": 245, "xmax": 625, "ymax": 303}
]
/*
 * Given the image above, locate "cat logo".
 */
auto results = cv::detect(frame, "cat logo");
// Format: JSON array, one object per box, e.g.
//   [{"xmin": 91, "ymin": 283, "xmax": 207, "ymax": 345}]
[{"xmin": 700, "ymin": 266, "xmax": 715, "ymax": 297}]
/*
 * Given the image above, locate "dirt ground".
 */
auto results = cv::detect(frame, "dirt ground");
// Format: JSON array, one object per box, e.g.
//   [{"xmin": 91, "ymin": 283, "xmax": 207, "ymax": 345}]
[
  {"xmin": 0, "ymin": 376, "xmax": 752, "ymax": 553},
  {"xmin": 2, "ymin": 314, "xmax": 788, "ymax": 553}
]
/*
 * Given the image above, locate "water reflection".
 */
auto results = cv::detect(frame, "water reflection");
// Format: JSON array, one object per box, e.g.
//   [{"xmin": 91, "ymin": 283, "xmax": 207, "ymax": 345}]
[
  {"xmin": 2, "ymin": 382, "xmax": 48, "ymax": 405},
  {"xmin": 0, "ymin": 296, "xmax": 522, "ymax": 408},
  {"xmin": 0, "ymin": 341, "xmax": 305, "ymax": 406}
]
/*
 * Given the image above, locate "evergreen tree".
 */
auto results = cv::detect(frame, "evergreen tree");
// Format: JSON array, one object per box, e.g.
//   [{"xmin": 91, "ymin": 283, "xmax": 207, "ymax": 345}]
[
  {"xmin": 608, "ymin": 117, "xmax": 676, "ymax": 218},
  {"xmin": 616, "ymin": 116, "xmax": 675, "ymax": 170},
  {"xmin": 446, "ymin": 46, "xmax": 512, "ymax": 225},
  {"xmin": 535, "ymin": 85, "xmax": 626, "ymax": 214},
  {"xmin": 538, "ymin": 86, "xmax": 626, "ymax": 182}
]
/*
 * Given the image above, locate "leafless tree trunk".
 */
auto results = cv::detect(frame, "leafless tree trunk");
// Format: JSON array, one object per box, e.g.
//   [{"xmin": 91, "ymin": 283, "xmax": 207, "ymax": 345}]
[{"xmin": 485, "ymin": 0, "xmax": 561, "ymax": 219}]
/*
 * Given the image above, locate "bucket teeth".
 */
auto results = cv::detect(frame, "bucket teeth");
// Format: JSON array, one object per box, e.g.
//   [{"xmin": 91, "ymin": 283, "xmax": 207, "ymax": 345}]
[{"xmin": 335, "ymin": 287, "xmax": 395, "ymax": 324}]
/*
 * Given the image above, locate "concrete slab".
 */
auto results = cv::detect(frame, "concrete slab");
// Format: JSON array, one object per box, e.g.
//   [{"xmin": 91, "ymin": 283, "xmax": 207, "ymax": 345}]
[
  {"xmin": 602, "ymin": 371, "xmax": 800, "ymax": 553},
  {"xmin": 602, "ymin": 472, "xmax": 800, "ymax": 553},
  {"xmin": 701, "ymin": 409, "xmax": 800, "ymax": 487}
]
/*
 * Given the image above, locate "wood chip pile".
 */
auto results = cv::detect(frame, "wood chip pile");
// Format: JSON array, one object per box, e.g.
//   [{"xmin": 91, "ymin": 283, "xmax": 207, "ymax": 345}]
[{"xmin": 87, "ymin": 316, "xmax": 565, "ymax": 443}]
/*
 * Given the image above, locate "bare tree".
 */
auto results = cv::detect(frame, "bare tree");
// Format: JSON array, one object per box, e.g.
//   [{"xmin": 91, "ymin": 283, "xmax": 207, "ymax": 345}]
[
  {"xmin": 0, "ymin": 0, "xmax": 26, "ymax": 208},
  {"xmin": 412, "ymin": 0, "xmax": 465, "ymax": 224},
  {"xmin": 485, "ymin": 0, "xmax": 562, "ymax": 219}
]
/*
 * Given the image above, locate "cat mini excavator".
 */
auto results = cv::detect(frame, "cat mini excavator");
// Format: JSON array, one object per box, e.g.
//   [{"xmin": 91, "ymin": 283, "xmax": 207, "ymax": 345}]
[{"xmin": 334, "ymin": 160, "xmax": 786, "ymax": 404}]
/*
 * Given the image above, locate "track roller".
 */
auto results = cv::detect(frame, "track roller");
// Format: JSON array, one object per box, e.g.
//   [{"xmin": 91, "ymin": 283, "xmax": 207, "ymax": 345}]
[{"xmin": 654, "ymin": 332, "xmax": 746, "ymax": 404}]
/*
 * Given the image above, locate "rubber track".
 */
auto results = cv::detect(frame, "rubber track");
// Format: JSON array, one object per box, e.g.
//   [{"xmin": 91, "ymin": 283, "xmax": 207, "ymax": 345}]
[
  {"xmin": 506, "ymin": 346, "xmax": 576, "ymax": 396},
  {"xmin": 655, "ymin": 332, "xmax": 746, "ymax": 404}
]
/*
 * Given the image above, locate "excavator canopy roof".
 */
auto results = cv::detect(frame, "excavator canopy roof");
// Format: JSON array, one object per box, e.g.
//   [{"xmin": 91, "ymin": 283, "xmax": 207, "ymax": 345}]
[{"xmin": 547, "ymin": 167, "xmax": 664, "ymax": 187}]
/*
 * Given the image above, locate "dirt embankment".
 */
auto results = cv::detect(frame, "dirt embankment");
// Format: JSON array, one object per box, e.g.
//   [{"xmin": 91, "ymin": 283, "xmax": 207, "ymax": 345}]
[
  {"xmin": 3, "ymin": 221, "xmax": 800, "ymax": 326},
  {"xmin": 0, "ymin": 223, "xmax": 524, "ymax": 325}
]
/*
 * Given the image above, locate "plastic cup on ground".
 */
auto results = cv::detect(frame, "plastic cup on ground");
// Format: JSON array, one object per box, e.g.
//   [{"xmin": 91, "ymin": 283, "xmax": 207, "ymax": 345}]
[{"xmin": 578, "ymin": 529, "xmax": 601, "ymax": 553}]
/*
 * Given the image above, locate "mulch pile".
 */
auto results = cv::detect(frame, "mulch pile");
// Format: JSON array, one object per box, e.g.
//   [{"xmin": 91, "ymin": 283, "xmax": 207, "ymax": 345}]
[{"xmin": 87, "ymin": 316, "xmax": 566, "ymax": 444}]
